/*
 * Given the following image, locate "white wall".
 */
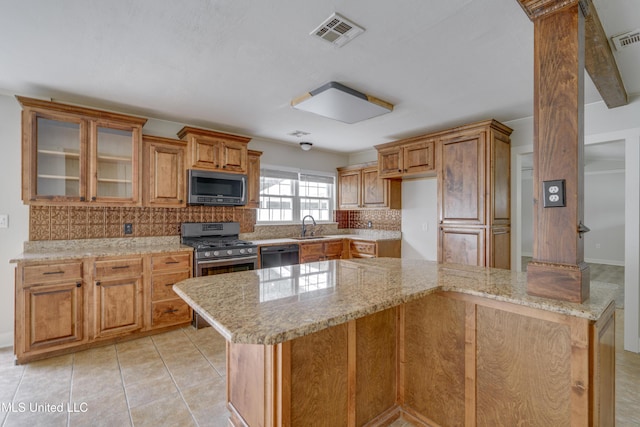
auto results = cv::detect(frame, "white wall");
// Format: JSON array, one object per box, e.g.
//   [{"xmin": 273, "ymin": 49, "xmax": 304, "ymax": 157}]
[
  {"xmin": 401, "ymin": 178, "xmax": 438, "ymax": 260},
  {"xmin": 0, "ymin": 94, "xmax": 30, "ymax": 348}
]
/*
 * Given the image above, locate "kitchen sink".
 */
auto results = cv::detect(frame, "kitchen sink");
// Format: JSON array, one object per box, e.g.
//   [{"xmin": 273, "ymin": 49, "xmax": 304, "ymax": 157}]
[{"xmin": 290, "ymin": 236, "xmax": 328, "ymax": 240}]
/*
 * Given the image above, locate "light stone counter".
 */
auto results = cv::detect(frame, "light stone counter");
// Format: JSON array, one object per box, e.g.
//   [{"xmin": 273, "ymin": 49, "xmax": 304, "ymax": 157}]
[
  {"xmin": 248, "ymin": 231, "xmax": 401, "ymax": 247},
  {"xmin": 10, "ymin": 236, "xmax": 193, "ymax": 263},
  {"xmin": 173, "ymin": 257, "xmax": 616, "ymax": 345}
]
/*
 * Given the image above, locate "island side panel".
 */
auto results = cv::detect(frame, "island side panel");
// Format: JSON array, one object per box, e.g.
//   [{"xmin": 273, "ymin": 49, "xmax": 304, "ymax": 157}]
[
  {"xmin": 475, "ymin": 305, "xmax": 573, "ymax": 426},
  {"xmin": 227, "ymin": 342, "xmax": 269, "ymax": 427},
  {"xmin": 290, "ymin": 322, "xmax": 349, "ymax": 425},
  {"xmin": 356, "ymin": 307, "xmax": 398, "ymax": 426},
  {"xmin": 591, "ymin": 301, "xmax": 615, "ymax": 426},
  {"xmin": 402, "ymin": 293, "xmax": 467, "ymax": 426}
]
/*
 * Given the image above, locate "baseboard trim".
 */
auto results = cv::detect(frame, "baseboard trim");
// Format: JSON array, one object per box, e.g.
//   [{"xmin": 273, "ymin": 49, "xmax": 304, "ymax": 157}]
[{"xmin": 0, "ymin": 331, "xmax": 13, "ymax": 350}]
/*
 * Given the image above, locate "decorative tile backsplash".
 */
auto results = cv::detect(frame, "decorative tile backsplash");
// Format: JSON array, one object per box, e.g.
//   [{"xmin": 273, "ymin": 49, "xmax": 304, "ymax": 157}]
[
  {"xmin": 30, "ymin": 206, "xmax": 257, "ymax": 241},
  {"xmin": 29, "ymin": 206, "xmax": 399, "ymax": 241},
  {"xmin": 334, "ymin": 209, "xmax": 401, "ymax": 231}
]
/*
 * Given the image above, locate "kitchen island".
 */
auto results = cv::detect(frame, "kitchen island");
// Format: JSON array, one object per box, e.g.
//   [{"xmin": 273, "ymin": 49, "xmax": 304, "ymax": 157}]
[{"xmin": 173, "ymin": 258, "xmax": 616, "ymax": 426}]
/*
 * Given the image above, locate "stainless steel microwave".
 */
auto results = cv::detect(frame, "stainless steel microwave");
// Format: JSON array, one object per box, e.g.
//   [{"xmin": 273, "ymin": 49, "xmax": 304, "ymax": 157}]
[{"xmin": 187, "ymin": 169, "xmax": 247, "ymax": 206}]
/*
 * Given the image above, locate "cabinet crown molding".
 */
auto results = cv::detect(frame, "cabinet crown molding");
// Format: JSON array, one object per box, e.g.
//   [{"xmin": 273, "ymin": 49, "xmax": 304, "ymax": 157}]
[
  {"xmin": 177, "ymin": 126, "xmax": 251, "ymax": 143},
  {"xmin": 16, "ymin": 96, "xmax": 148, "ymax": 126}
]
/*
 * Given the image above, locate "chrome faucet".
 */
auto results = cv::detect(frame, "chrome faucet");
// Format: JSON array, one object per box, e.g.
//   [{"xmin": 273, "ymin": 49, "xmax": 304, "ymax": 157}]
[{"xmin": 301, "ymin": 215, "xmax": 316, "ymax": 237}]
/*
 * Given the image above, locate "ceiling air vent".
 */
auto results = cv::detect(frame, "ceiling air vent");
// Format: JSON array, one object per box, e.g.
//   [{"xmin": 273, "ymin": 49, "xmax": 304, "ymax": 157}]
[
  {"xmin": 611, "ymin": 28, "xmax": 640, "ymax": 51},
  {"xmin": 311, "ymin": 13, "xmax": 364, "ymax": 47}
]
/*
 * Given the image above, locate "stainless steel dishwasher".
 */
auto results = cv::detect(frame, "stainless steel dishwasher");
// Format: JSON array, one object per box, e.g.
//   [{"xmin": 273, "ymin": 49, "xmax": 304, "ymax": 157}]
[{"xmin": 259, "ymin": 244, "xmax": 300, "ymax": 268}]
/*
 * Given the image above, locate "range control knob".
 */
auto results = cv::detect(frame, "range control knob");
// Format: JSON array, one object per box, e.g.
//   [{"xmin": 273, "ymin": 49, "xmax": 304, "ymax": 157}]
[
  {"xmin": 239, "ymin": 249, "xmax": 246, "ymax": 254},
  {"xmin": 247, "ymin": 248, "xmax": 253, "ymax": 253},
  {"xmin": 227, "ymin": 250, "xmax": 233, "ymax": 256},
  {"xmin": 213, "ymin": 251, "xmax": 220, "ymax": 257},
  {"xmin": 204, "ymin": 251, "xmax": 211, "ymax": 258}
]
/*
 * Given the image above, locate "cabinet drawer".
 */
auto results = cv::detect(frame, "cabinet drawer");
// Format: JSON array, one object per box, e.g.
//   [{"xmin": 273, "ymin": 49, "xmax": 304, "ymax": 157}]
[
  {"xmin": 350, "ymin": 241, "xmax": 376, "ymax": 256},
  {"xmin": 23, "ymin": 262, "xmax": 83, "ymax": 286},
  {"xmin": 300, "ymin": 243, "xmax": 324, "ymax": 258},
  {"xmin": 325, "ymin": 241, "xmax": 344, "ymax": 257},
  {"xmin": 151, "ymin": 253, "xmax": 191, "ymax": 272},
  {"xmin": 94, "ymin": 258, "xmax": 143, "ymax": 279},
  {"xmin": 152, "ymin": 299, "xmax": 192, "ymax": 328},
  {"xmin": 152, "ymin": 271, "xmax": 191, "ymax": 302}
]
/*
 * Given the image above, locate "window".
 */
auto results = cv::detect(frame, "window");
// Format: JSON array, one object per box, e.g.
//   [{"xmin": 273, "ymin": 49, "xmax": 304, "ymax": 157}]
[{"xmin": 258, "ymin": 168, "xmax": 334, "ymax": 223}]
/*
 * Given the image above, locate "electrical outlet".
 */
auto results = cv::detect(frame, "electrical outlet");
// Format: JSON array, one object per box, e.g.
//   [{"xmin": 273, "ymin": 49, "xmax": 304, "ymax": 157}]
[
  {"xmin": 543, "ymin": 180, "xmax": 565, "ymax": 208},
  {"xmin": 367, "ymin": 221, "xmax": 373, "ymax": 228},
  {"xmin": 0, "ymin": 214, "xmax": 8, "ymax": 229},
  {"xmin": 124, "ymin": 223, "xmax": 133, "ymax": 234}
]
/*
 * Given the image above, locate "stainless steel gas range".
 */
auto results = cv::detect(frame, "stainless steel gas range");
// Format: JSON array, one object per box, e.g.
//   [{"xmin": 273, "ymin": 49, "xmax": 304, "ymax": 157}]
[{"xmin": 180, "ymin": 221, "xmax": 258, "ymax": 327}]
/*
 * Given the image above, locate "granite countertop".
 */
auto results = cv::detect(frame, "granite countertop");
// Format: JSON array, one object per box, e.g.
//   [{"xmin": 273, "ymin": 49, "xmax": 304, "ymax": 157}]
[
  {"xmin": 251, "ymin": 234, "xmax": 400, "ymax": 246},
  {"xmin": 172, "ymin": 258, "xmax": 617, "ymax": 346},
  {"xmin": 10, "ymin": 237, "xmax": 193, "ymax": 263}
]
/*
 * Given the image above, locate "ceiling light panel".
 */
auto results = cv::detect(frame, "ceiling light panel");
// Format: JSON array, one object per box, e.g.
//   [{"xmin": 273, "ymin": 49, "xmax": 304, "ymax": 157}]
[
  {"xmin": 311, "ymin": 13, "xmax": 364, "ymax": 47},
  {"xmin": 291, "ymin": 82, "xmax": 393, "ymax": 124}
]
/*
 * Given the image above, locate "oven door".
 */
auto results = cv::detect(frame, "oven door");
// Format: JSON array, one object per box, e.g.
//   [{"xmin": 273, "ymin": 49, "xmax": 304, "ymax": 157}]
[{"xmin": 195, "ymin": 255, "xmax": 258, "ymax": 277}]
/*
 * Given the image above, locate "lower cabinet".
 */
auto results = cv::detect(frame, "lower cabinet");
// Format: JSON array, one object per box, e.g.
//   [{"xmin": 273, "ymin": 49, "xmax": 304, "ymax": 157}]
[
  {"xmin": 17, "ymin": 262, "xmax": 86, "ymax": 356},
  {"xmin": 14, "ymin": 250, "xmax": 193, "ymax": 364},
  {"xmin": 299, "ymin": 240, "xmax": 345, "ymax": 263},
  {"xmin": 93, "ymin": 257, "xmax": 144, "ymax": 339},
  {"xmin": 149, "ymin": 253, "xmax": 192, "ymax": 329},
  {"xmin": 349, "ymin": 239, "xmax": 401, "ymax": 258}
]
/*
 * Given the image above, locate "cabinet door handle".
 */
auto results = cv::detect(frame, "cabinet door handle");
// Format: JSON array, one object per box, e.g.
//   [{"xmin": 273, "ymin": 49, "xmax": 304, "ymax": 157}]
[
  {"xmin": 91, "ymin": 196, "xmax": 97, "ymax": 201},
  {"xmin": 76, "ymin": 282, "xmax": 82, "ymax": 288},
  {"xmin": 43, "ymin": 270, "xmax": 64, "ymax": 275},
  {"xmin": 404, "ymin": 169, "xmax": 408, "ymax": 172},
  {"xmin": 164, "ymin": 261, "xmax": 180, "ymax": 265},
  {"xmin": 96, "ymin": 281, "xmax": 101, "ymax": 286},
  {"xmin": 80, "ymin": 196, "xmax": 85, "ymax": 202},
  {"xmin": 164, "ymin": 283, "xmax": 175, "ymax": 287},
  {"xmin": 163, "ymin": 309, "xmax": 179, "ymax": 314},
  {"xmin": 398, "ymin": 169, "xmax": 402, "ymax": 172},
  {"xmin": 111, "ymin": 265, "xmax": 130, "ymax": 270}
]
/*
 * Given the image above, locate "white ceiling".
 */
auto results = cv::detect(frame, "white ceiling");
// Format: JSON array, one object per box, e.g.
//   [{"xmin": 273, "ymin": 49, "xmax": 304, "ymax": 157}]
[{"xmin": 1, "ymin": 0, "xmax": 638, "ymax": 153}]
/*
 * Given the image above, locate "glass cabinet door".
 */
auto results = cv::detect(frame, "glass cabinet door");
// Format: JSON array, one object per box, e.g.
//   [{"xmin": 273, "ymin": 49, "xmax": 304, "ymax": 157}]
[
  {"xmin": 34, "ymin": 116, "xmax": 85, "ymax": 200},
  {"xmin": 93, "ymin": 123, "xmax": 139, "ymax": 203}
]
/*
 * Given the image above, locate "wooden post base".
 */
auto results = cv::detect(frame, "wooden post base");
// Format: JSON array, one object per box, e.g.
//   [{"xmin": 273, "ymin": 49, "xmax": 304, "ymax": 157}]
[{"xmin": 526, "ymin": 261, "xmax": 590, "ymax": 303}]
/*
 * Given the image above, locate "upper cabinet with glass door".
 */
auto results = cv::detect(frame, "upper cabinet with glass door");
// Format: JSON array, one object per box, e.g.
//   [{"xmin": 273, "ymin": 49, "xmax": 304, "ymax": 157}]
[{"xmin": 18, "ymin": 96, "xmax": 147, "ymax": 205}]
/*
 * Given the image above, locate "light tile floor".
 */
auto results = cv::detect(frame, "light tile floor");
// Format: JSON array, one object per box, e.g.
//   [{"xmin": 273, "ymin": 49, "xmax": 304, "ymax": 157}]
[{"xmin": 1, "ymin": 311, "xmax": 638, "ymax": 426}]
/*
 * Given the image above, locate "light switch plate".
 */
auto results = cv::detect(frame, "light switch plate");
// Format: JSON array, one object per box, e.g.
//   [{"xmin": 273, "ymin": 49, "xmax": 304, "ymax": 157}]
[
  {"xmin": 543, "ymin": 180, "xmax": 565, "ymax": 208},
  {"xmin": 0, "ymin": 214, "xmax": 8, "ymax": 229}
]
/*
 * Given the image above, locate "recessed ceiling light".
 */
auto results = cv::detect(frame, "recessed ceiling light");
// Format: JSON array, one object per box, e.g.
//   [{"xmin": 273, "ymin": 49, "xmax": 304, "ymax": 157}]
[{"xmin": 291, "ymin": 81, "xmax": 393, "ymax": 124}]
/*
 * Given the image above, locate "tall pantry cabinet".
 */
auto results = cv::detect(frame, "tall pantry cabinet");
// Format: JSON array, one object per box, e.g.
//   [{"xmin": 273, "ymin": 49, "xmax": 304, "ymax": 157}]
[{"xmin": 437, "ymin": 120, "xmax": 512, "ymax": 269}]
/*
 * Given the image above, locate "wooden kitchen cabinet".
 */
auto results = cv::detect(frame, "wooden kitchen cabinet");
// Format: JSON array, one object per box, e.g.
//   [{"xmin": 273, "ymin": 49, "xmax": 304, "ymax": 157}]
[
  {"xmin": 244, "ymin": 149, "xmax": 263, "ymax": 209},
  {"xmin": 148, "ymin": 252, "xmax": 192, "ymax": 329},
  {"xmin": 376, "ymin": 137, "xmax": 435, "ymax": 179},
  {"xmin": 349, "ymin": 239, "xmax": 401, "ymax": 259},
  {"xmin": 299, "ymin": 239, "xmax": 345, "ymax": 263},
  {"xmin": 177, "ymin": 126, "xmax": 250, "ymax": 173},
  {"xmin": 93, "ymin": 257, "xmax": 143, "ymax": 339},
  {"xmin": 437, "ymin": 120, "xmax": 512, "ymax": 268},
  {"xmin": 337, "ymin": 162, "xmax": 401, "ymax": 209},
  {"xmin": 142, "ymin": 135, "xmax": 187, "ymax": 207},
  {"xmin": 17, "ymin": 96, "xmax": 147, "ymax": 206},
  {"xmin": 15, "ymin": 261, "xmax": 86, "ymax": 360}
]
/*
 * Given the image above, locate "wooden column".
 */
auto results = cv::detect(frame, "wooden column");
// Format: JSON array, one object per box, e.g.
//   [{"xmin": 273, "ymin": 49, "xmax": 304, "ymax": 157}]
[{"xmin": 518, "ymin": 0, "xmax": 589, "ymax": 302}]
